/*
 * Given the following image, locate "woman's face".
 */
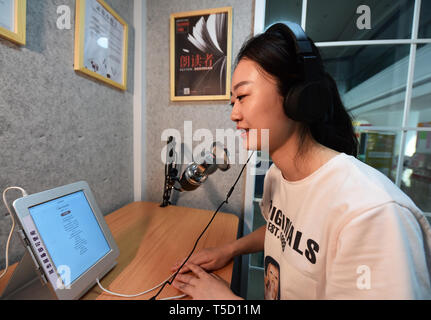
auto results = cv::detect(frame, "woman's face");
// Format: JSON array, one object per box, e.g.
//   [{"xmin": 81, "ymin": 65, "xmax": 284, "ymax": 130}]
[{"xmin": 230, "ymin": 58, "xmax": 297, "ymax": 153}]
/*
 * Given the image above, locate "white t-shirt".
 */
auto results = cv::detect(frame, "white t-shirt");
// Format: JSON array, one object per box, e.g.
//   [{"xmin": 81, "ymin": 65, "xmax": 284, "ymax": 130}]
[{"xmin": 259, "ymin": 152, "xmax": 431, "ymax": 299}]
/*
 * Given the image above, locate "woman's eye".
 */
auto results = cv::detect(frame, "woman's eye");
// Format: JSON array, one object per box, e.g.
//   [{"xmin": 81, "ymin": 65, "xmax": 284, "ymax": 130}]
[{"xmin": 230, "ymin": 95, "xmax": 246, "ymax": 107}]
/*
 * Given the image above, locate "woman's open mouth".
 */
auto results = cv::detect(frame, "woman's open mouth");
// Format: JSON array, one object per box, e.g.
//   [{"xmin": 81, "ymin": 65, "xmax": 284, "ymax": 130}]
[{"xmin": 237, "ymin": 128, "xmax": 249, "ymax": 138}]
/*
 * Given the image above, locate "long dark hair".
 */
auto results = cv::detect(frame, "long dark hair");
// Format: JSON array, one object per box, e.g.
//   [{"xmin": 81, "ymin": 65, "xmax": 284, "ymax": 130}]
[{"xmin": 235, "ymin": 23, "xmax": 358, "ymax": 157}]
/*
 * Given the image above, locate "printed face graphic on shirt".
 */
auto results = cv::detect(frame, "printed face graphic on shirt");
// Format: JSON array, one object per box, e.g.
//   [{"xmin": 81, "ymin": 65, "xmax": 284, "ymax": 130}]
[{"xmin": 264, "ymin": 256, "xmax": 280, "ymax": 300}]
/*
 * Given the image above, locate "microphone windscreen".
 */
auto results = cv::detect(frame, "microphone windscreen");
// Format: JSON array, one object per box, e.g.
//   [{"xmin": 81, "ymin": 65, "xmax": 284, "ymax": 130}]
[{"xmin": 179, "ymin": 173, "xmax": 200, "ymax": 191}]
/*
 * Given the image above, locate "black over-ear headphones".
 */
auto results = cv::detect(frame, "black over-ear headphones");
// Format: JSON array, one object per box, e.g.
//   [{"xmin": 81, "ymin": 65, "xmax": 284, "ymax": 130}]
[{"xmin": 265, "ymin": 21, "xmax": 333, "ymax": 124}]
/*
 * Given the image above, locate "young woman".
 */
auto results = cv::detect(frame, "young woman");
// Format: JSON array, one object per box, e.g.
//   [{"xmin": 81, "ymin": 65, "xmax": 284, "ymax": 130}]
[{"xmin": 171, "ymin": 22, "xmax": 431, "ymax": 300}]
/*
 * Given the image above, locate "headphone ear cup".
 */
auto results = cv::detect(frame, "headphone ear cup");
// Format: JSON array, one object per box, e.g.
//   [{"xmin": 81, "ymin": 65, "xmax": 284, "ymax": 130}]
[
  {"xmin": 283, "ymin": 81, "xmax": 333, "ymax": 124},
  {"xmin": 283, "ymin": 85, "xmax": 303, "ymax": 122}
]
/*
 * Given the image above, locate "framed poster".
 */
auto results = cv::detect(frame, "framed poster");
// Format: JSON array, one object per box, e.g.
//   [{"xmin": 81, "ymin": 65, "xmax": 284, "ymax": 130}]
[
  {"xmin": 0, "ymin": 0, "xmax": 26, "ymax": 45},
  {"xmin": 74, "ymin": 0, "xmax": 128, "ymax": 90},
  {"xmin": 170, "ymin": 7, "xmax": 232, "ymax": 101}
]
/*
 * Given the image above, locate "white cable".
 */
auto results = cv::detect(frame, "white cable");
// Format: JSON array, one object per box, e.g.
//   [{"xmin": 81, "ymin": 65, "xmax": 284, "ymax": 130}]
[
  {"xmin": 159, "ymin": 294, "xmax": 188, "ymax": 301},
  {"xmin": 96, "ymin": 273, "xmax": 187, "ymax": 300},
  {"xmin": 0, "ymin": 187, "xmax": 28, "ymax": 280}
]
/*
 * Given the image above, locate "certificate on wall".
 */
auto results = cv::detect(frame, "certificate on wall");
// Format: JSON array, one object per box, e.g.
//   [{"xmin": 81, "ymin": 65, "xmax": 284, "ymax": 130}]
[
  {"xmin": 0, "ymin": 0, "xmax": 26, "ymax": 45},
  {"xmin": 0, "ymin": 0, "xmax": 14, "ymax": 31},
  {"xmin": 170, "ymin": 7, "xmax": 233, "ymax": 101},
  {"xmin": 74, "ymin": 0, "xmax": 128, "ymax": 90}
]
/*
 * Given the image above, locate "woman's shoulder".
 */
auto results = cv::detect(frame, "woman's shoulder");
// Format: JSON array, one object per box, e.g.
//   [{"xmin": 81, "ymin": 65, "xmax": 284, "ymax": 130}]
[
  {"xmin": 263, "ymin": 152, "xmax": 420, "ymax": 213},
  {"xmin": 325, "ymin": 155, "xmax": 429, "ymax": 247},
  {"xmin": 332, "ymin": 153, "xmax": 421, "ymax": 214}
]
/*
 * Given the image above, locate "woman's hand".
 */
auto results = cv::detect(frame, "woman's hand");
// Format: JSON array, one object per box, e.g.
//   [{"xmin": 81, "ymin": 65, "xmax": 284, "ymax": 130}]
[
  {"xmin": 172, "ymin": 263, "xmax": 242, "ymax": 300},
  {"xmin": 171, "ymin": 245, "xmax": 234, "ymax": 274}
]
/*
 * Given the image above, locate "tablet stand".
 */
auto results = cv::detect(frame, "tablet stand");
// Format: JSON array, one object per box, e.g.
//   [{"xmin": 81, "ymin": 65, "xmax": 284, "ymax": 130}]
[{"xmin": 1, "ymin": 249, "xmax": 56, "ymax": 300}]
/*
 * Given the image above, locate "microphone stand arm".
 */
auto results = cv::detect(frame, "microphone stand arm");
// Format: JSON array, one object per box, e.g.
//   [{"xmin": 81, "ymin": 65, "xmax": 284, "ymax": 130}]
[{"xmin": 160, "ymin": 136, "xmax": 179, "ymax": 207}]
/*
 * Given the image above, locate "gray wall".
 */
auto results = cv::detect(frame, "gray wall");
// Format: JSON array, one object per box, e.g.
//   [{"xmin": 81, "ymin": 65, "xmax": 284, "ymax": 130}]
[
  {"xmin": 0, "ymin": 0, "xmax": 135, "ymax": 267},
  {"xmin": 144, "ymin": 0, "xmax": 255, "ymax": 217}
]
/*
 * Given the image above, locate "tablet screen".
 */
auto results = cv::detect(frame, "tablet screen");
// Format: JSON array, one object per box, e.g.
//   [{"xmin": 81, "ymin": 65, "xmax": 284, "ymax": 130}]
[{"xmin": 28, "ymin": 190, "xmax": 111, "ymax": 285}]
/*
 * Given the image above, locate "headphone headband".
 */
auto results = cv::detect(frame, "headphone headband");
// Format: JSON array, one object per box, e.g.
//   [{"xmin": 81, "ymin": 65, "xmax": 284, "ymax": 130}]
[
  {"xmin": 281, "ymin": 21, "xmax": 313, "ymax": 54},
  {"xmin": 265, "ymin": 21, "xmax": 319, "ymax": 81}
]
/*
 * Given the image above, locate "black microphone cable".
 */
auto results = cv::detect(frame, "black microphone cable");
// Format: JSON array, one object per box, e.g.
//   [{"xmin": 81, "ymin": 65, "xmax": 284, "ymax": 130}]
[{"xmin": 149, "ymin": 150, "xmax": 255, "ymax": 300}]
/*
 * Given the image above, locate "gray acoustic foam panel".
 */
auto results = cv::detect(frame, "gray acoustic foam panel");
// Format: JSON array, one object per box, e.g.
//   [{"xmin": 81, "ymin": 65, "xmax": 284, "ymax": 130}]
[{"xmin": 0, "ymin": 0, "xmax": 135, "ymax": 267}]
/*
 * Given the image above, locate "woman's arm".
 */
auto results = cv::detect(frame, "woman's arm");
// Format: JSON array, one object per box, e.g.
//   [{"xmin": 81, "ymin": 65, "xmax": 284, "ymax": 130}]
[
  {"xmin": 171, "ymin": 224, "xmax": 267, "ymax": 300},
  {"xmin": 172, "ymin": 225, "xmax": 266, "ymax": 273},
  {"xmin": 228, "ymin": 224, "xmax": 266, "ymax": 257}
]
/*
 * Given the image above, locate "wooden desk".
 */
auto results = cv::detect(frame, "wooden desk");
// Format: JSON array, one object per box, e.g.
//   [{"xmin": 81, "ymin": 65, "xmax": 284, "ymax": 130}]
[{"xmin": 0, "ymin": 201, "xmax": 239, "ymax": 300}]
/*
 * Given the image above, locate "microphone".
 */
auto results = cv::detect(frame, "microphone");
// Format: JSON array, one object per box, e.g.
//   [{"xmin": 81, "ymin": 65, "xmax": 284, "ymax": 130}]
[{"xmin": 178, "ymin": 142, "xmax": 230, "ymax": 191}]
